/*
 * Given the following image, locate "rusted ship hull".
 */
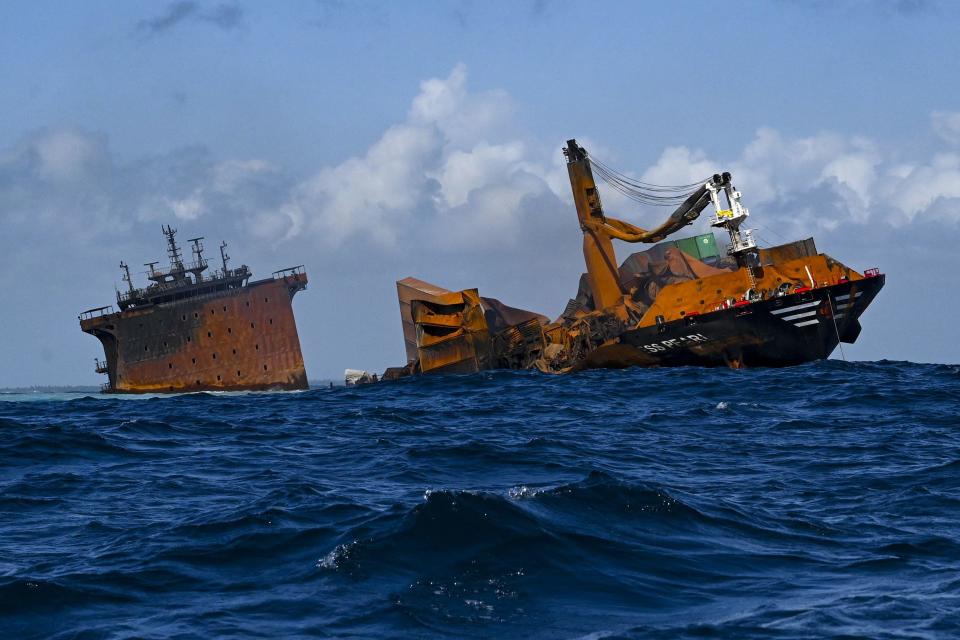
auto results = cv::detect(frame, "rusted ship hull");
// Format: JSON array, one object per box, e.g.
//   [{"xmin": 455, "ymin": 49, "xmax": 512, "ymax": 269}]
[
  {"xmin": 579, "ymin": 275, "xmax": 885, "ymax": 370},
  {"xmin": 81, "ymin": 274, "xmax": 308, "ymax": 393}
]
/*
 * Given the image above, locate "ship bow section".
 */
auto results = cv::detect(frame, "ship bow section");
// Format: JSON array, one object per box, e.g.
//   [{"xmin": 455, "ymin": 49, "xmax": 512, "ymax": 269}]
[{"xmin": 615, "ymin": 272, "xmax": 885, "ymax": 368}]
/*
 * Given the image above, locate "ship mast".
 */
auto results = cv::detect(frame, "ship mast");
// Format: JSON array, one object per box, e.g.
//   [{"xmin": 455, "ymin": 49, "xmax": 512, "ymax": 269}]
[
  {"xmin": 162, "ymin": 225, "xmax": 188, "ymax": 282},
  {"xmin": 120, "ymin": 261, "xmax": 134, "ymax": 294},
  {"xmin": 187, "ymin": 236, "xmax": 208, "ymax": 283},
  {"xmin": 220, "ymin": 241, "xmax": 230, "ymax": 273}
]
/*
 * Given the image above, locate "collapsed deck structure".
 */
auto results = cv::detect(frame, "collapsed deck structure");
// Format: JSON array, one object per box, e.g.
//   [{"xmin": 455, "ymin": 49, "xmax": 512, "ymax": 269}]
[
  {"xmin": 381, "ymin": 139, "xmax": 884, "ymax": 378},
  {"xmin": 79, "ymin": 227, "xmax": 309, "ymax": 393}
]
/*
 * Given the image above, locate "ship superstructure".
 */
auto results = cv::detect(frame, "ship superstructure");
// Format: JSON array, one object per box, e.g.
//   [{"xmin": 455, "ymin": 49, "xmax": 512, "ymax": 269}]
[{"xmin": 79, "ymin": 226, "xmax": 309, "ymax": 393}]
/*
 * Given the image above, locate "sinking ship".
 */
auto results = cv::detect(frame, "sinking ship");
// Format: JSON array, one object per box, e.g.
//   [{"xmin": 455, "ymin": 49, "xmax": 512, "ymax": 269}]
[
  {"xmin": 378, "ymin": 139, "xmax": 884, "ymax": 378},
  {"xmin": 79, "ymin": 226, "xmax": 309, "ymax": 393}
]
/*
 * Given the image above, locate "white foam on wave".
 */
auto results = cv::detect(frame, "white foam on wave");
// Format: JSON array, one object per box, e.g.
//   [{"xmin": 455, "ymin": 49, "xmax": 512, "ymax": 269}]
[
  {"xmin": 507, "ymin": 485, "xmax": 547, "ymax": 500},
  {"xmin": 317, "ymin": 542, "xmax": 354, "ymax": 570}
]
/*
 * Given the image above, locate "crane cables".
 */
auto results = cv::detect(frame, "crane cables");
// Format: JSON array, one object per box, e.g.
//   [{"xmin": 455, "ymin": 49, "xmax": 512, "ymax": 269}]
[{"xmin": 589, "ymin": 155, "xmax": 709, "ymax": 207}]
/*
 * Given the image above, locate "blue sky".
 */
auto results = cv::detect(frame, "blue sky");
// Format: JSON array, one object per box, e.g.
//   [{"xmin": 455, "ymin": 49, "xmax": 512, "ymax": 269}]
[{"xmin": 1, "ymin": 0, "xmax": 959, "ymax": 386}]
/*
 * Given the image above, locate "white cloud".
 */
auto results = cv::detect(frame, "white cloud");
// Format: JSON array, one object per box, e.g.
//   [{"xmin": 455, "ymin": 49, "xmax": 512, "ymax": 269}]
[
  {"xmin": 408, "ymin": 63, "xmax": 515, "ymax": 148},
  {"xmin": 259, "ymin": 64, "xmax": 559, "ymax": 249},
  {"xmin": 168, "ymin": 193, "xmax": 205, "ymax": 220},
  {"xmin": 932, "ymin": 110, "xmax": 960, "ymax": 145},
  {"xmin": 290, "ymin": 123, "xmax": 439, "ymax": 246},
  {"xmin": 635, "ymin": 124, "xmax": 960, "ymax": 232},
  {"xmin": 4, "ymin": 69, "xmax": 960, "ymax": 267},
  {"xmin": 641, "ymin": 146, "xmax": 717, "ymax": 187},
  {"xmin": 432, "ymin": 141, "xmax": 526, "ymax": 208},
  {"xmin": 33, "ymin": 128, "xmax": 106, "ymax": 181},
  {"xmin": 888, "ymin": 153, "xmax": 960, "ymax": 220}
]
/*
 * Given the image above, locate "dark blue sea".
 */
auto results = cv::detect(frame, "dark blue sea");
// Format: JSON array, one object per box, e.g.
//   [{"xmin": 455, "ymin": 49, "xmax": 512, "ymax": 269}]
[{"xmin": 2, "ymin": 361, "xmax": 959, "ymax": 639}]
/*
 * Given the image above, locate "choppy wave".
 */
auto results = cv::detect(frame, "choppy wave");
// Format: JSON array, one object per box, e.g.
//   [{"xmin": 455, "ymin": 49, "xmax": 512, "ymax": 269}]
[{"xmin": 1, "ymin": 361, "xmax": 959, "ymax": 638}]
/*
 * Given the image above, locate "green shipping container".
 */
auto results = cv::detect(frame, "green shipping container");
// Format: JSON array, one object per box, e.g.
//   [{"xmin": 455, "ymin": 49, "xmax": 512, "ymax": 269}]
[
  {"xmin": 696, "ymin": 233, "xmax": 719, "ymax": 259},
  {"xmin": 676, "ymin": 237, "xmax": 700, "ymax": 259},
  {"xmin": 675, "ymin": 233, "xmax": 720, "ymax": 260}
]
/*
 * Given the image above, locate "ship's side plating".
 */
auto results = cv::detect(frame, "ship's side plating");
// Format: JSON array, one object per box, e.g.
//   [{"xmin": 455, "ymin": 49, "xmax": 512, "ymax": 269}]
[
  {"xmin": 81, "ymin": 273, "xmax": 308, "ymax": 393},
  {"xmin": 585, "ymin": 274, "xmax": 884, "ymax": 369}
]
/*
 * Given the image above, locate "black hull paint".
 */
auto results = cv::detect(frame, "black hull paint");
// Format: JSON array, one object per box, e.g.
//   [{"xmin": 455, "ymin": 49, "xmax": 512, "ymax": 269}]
[{"xmin": 578, "ymin": 275, "xmax": 885, "ymax": 370}]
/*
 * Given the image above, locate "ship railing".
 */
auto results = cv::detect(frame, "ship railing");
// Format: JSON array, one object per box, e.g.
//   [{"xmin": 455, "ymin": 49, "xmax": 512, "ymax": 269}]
[
  {"xmin": 210, "ymin": 266, "xmax": 250, "ymax": 281},
  {"xmin": 120, "ymin": 266, "xmax": 250, "ymax": 304},
  {"xmin": 94, "ymin": 358, "xmax": 109, "ymax": 374},
  {"xmin": 118, "ymin": 288, "xmax": 146, "ymax": 303},
  {"xmin": 78, "ymin": 306, "xmax": 114, "ymax": 321},
  {"xmin": 154, "ymin": 259, "xmax": 207, "ymax": 278},
  {"xmin": 183, "ymin": 259, "xmax": 207, "ymax": 271},
  {"xmin": 100, "ymin": 382, "xmax": 112, "ymax": 393},
  {"xmin": 273, "ymin": 265, "xmax": 305, "ymax": 280}
]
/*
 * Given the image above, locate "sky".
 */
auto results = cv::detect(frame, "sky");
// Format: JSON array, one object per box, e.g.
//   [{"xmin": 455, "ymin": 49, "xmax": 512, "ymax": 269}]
[{"xmin": 1, "ymin": 0, "xmax": 959, "ymax": 387}]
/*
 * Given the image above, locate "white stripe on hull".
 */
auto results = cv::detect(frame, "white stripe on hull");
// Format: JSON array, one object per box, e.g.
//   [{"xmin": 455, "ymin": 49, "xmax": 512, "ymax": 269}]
[
  {"xmin": 835, "ymin": 292, "xmax": 863, "ymax": 302},
  {"xmin": 771, "ymin": 300, "xmax": 822, "ymax": 315},
  {"xmin": 782, "ymin": 310, "xmax": 818, "ymax": 321}
]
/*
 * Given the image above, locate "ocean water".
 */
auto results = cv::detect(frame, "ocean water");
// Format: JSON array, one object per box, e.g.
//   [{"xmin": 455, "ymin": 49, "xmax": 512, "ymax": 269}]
[{"xmin": 1, "ymin": 361, "xmax": 959, "ymax": 639}]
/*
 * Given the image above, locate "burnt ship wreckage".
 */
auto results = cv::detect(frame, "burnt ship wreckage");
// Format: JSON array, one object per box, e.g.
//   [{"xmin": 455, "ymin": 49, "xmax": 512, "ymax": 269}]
[
  {"xmin": 373, "ymin": 139, "xmax": 884, "ymax": 379},
  {"xmin": 79, "ymin": 226, "xmax": 309, "ymax": 393}
]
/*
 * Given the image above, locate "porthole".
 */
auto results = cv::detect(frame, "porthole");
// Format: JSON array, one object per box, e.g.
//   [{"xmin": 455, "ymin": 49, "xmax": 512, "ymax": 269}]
[
  {"xmin": 168, "ymin": 363, "xmax": 172, "ymax": 369},
  {"xmin": 250, "ymin": 322, "xmax": 255, "ymax": 328},
  {"xmin": 194, "ymin": 312, "xmax": 198, "ymax": 318},
  {"xmin": 212, "ymin": 353, "xmax": 217, "ymax": 360},
  {"xmin": 187, "ymin": 337, "xmax": 191, "ymax": 343},
  {"xmin": 255, "ymin": 344, "xmax": 259, "ymax": 351},
  {"xmin": 237, "ymin": 370, "xmax": 241, "ymax": 377},
  {"xmin": 263, "ymin": 364, "xmax": 267, "ymax": 371},
  {"xmin": 269, "ymin": 319, "xmax": 273, "ymax": 325},
  {"xmin": 232, "ymin": 348, "xmax": 237, "ymax": 355},
  {"xmin": 191, "ymin": 357, "xmax": 196, "ymax": 364},
  {"xmin": 223, "ymin": 306, "xmax": 226, "ymax": 312},
  {"xmin": 228, "ymin": 327, "xmax": 232, "ymax": 334},
  {"xmin": 264, "ymin": 297, "xmax": 268, "ymax": 303},
  {"xmin": 196, "ymin": 380, "xmax": 201, "ymax": 386},
  {"xmin": 207, "ymin": 331, "xmax": 212, "ymax": 338},
  {"xmin": 216, "ymin": 375, "xmax": 221, "ymax": 381},
  {"xmin": 182, "ymin": 315, "xmax": 186, "ymax": 321}
]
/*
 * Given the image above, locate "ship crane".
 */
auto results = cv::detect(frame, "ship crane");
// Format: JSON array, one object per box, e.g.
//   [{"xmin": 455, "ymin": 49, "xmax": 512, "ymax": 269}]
[{"xmin": 563, "ymin": 139, "xmax": 753, "ymax": 310}]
